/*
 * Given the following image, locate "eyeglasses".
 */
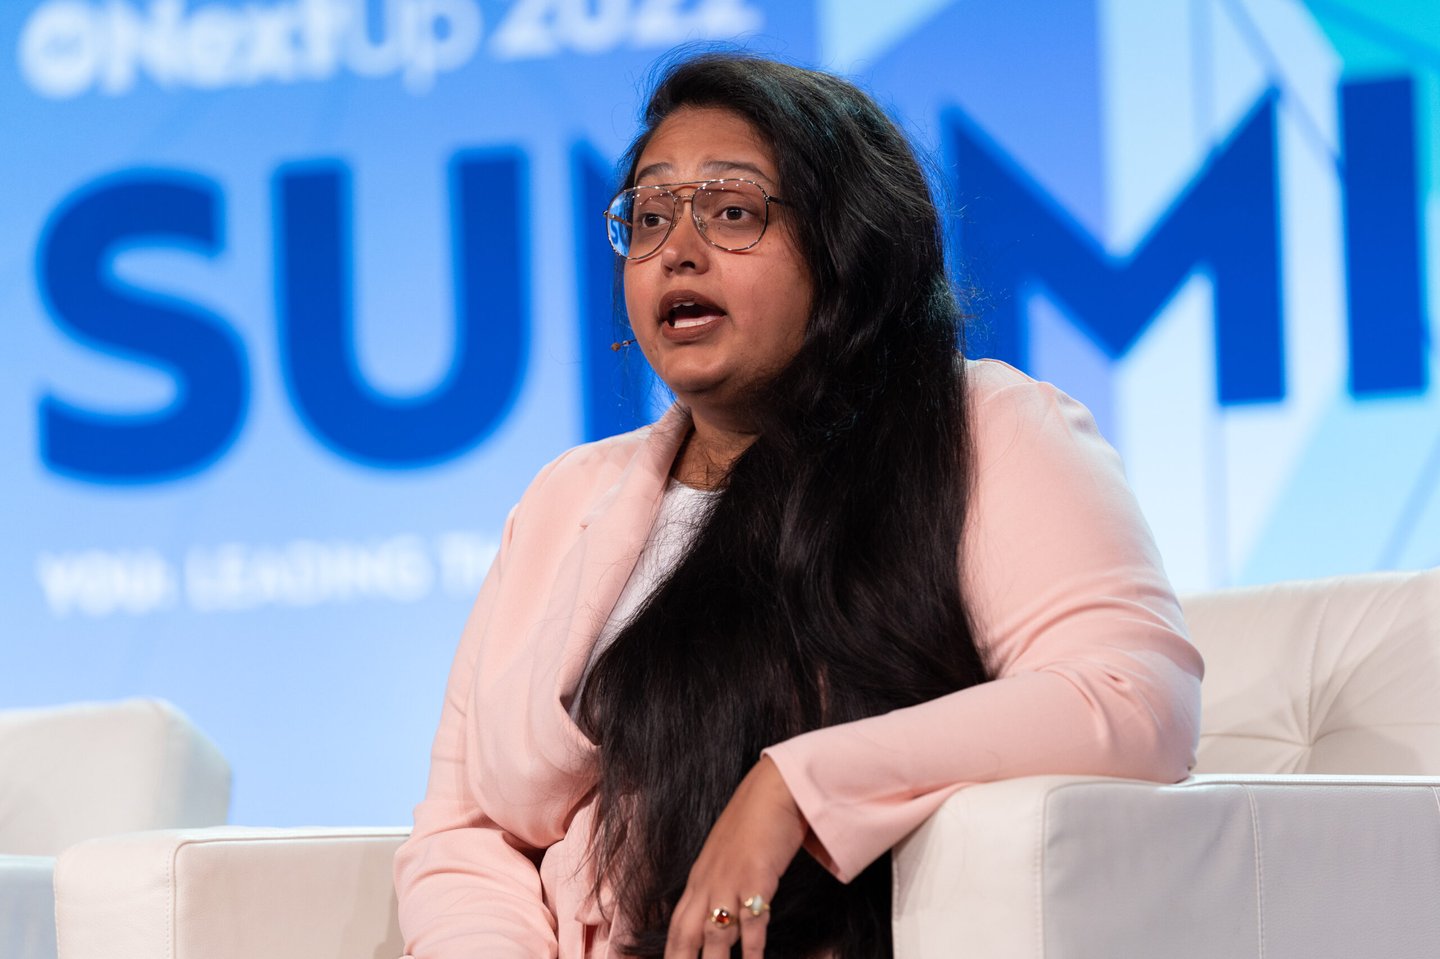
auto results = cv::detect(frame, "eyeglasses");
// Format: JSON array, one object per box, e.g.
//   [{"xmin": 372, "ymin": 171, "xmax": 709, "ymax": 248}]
[{"xmin": 604, "ymin": 178, "xmax": 787, "ymax": 260}]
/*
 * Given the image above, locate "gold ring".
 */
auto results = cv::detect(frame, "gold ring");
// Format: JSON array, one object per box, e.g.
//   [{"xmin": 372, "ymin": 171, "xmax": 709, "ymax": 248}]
[
  {"xmin": 743, "ymin": 894, "xmax": 770, "ymax": 917},
  {"xmin": 708, "ymin": 906, "xmax": 733, "ymax": 928}
]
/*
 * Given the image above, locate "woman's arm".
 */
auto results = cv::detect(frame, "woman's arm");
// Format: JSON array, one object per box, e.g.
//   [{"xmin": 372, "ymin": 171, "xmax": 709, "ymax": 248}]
[
  {"xmin": 393, "ymin": 504, "xmax": 560, "ymax": 958},
  {"xmin": 762, "ymin": 366, "xmax": 1204, "ymax": 882}
]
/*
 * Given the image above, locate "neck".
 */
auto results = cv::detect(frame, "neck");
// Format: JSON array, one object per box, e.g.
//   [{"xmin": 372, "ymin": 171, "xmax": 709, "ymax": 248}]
[{"xmin": 673, "ymin": 409, "xmax": 756, "ymax": 489}]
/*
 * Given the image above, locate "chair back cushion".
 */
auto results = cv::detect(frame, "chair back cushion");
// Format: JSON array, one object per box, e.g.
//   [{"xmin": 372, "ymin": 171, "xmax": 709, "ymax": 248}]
[
  {"xmin": 0, "ymin": 699, "xmax": 230, "ymax": 855},
  {"xmin": 1181, "ymin": 568, "xmax": 1440, "ymax": 775}
]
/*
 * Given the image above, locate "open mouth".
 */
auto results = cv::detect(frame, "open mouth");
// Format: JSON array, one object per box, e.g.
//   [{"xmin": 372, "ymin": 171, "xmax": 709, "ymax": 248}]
[
  {"xmin": 668, "ymin": 302, "xmax": 723, "ymax": 328},
  {"xmin": 661, "ymin": 292, "xmax": 726, "ymax": 330}
]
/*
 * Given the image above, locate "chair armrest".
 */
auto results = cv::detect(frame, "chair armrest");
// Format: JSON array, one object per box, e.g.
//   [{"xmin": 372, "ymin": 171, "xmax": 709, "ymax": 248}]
[
  {"xmin": 892, "ymin": 773, "xmax": 1440, "ymax": 959},
  {"xmin": 54, "ymin": 826, "xmax": 409, "ymax": 959},
  {"xmin": 55, "ymin": 776, "xmax": 1440, "ymax": 959}
]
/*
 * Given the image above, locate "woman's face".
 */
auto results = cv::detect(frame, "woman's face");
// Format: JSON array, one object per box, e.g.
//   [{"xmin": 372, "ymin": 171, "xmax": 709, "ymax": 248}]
[{"xmin": 623, "ymin": 106, "xmax": 814, "ymax": 426}]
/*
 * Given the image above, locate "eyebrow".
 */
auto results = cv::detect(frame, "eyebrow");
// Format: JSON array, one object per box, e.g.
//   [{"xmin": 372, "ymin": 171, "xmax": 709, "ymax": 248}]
[{"xmin": 634, "ymin": 159, "xmax": 775, "ymax": 185}]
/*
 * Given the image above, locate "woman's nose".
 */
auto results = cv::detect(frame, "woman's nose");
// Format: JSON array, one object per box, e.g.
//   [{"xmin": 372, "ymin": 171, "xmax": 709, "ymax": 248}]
[{"xmin": 659, "ymin": 196, "xmax": 709, "ymax": 271}]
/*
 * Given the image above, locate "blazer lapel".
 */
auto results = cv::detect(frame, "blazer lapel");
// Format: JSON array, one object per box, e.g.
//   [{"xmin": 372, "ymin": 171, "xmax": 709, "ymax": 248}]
[{"xmin": 554, "ymin": 405, "xmax": 691, "ymax": 708}]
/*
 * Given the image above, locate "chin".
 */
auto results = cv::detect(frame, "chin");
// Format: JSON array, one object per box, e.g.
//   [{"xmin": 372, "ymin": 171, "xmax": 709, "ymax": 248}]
[
  {"xmin": 656, "ymin": 365, "xmax": 728, "ymax": 399},
  {"xmin": 665, "ymin": 381, "xmax": 723, "ymax": 405}
]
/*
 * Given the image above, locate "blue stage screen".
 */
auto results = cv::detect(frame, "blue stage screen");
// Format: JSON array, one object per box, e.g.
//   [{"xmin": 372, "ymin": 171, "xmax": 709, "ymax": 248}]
[{"xmin": 2, "ymin": 0, "xmax": 1435, "ymax": 825}]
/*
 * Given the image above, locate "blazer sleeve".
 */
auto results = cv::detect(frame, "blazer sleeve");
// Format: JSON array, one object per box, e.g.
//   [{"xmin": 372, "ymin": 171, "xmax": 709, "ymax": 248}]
[
  {"xmin": 762, "ymin": 369, "xmax": 1205, "ymax": 883},
  {"xmin": 393, "ymin": 498, "xmax": 560, "ymax": 958}
]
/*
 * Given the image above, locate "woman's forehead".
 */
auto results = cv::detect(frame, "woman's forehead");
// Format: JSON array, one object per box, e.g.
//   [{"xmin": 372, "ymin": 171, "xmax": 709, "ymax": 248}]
[
  {"xmin": 633, "ymin": 108, "xmax": 778, "ymax": 187},
  {"xmin": 633, "ymin": 159, "xmax": 772, "ymax": 185}
]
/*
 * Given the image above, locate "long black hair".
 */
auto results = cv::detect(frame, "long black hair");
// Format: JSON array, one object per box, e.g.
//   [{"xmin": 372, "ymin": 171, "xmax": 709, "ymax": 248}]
[{"xmin": 577, "ymin": 52, "xmax": 989, "ymax": 958}]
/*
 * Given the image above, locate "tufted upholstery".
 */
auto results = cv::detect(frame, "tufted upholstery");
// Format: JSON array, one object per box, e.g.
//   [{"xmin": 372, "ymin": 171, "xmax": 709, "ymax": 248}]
[
  {"xmin": 889, "ymin": 567, "xmax": 1440, "ymax": 958},
  {"xmin": 1183, "ymin": 568, "xmax": 1440, "ymax": 775}
]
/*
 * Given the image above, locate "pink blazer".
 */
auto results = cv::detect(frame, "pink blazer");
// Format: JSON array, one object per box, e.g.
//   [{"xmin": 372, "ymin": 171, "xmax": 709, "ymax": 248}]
[{"xmin": 394, "ymin": 359, "xmax": 1204, "ymax": 958}]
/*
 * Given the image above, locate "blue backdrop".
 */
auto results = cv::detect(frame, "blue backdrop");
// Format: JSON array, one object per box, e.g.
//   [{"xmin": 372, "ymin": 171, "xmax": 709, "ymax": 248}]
[{"xmin": 3, "ymin": 0, "xmax": 1436, "ymax": 826}]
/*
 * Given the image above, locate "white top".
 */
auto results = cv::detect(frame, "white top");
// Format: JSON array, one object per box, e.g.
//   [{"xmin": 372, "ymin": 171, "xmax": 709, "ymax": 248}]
[{"xmin": 566, "ymin": 478, "xmax": 718, "ymax": 720}]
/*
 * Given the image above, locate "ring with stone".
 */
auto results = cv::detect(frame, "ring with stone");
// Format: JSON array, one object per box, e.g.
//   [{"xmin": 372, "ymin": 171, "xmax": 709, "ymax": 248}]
[
  {"xmin": 743, "ymin": 894, "xmax": 770, "ymax": 917},
  {"xmin": 708, "ymin": 906, "xmax": 734, "ymax": 928}
]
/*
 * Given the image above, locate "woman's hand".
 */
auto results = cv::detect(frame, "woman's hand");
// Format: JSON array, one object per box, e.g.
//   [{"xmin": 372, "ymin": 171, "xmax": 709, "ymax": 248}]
[{"xmin": 664, "ymin": 755, "xmax": 808, "ymax": 959}]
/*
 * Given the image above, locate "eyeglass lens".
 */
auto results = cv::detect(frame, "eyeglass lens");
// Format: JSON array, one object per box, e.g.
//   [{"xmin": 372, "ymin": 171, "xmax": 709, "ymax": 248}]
[{"xmin": 607, "ymin": 180, "xmax": 768, "ymax": 259}]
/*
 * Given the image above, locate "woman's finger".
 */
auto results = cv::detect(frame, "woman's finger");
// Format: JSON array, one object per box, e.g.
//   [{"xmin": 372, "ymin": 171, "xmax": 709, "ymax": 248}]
[
  {"xmin": 700, "ymin": 902, "xmax": 740, "ymax": 959},
  {"xmin": 663, "ymin": 894, "xmax": 700, "ymax": 959},
  {"xmin": 665, "ymin": 758, "xmax": 806, "ymax": 956},
  {"xmin": 737, "ymin": 892, "xmax": 772, "ymax": 959}
]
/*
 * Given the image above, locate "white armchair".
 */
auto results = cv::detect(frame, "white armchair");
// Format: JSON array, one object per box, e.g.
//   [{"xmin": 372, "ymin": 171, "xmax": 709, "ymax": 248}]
[
  {"xmin": 894, "ymin": 567, "xmax": 1440, "ymax": 957},
  {"xmin": 53, "ymin": 569, "xmax": 1440, "ymax": 958},
  {"xmin": 0, "ymin": 698, "xmax": 230, "ymax": 959}
]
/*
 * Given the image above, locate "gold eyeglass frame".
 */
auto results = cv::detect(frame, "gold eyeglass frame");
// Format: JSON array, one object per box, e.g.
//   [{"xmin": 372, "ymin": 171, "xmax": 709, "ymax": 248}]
[{"xmin": 603, "ymin": 178, "xmax": 788, "ymax": 261}]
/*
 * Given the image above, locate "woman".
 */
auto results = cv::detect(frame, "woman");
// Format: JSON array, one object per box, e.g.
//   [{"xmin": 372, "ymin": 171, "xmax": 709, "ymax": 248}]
[{"xmin": 394, "ymin": 52, "xmax": 1202, "ymax": 959}]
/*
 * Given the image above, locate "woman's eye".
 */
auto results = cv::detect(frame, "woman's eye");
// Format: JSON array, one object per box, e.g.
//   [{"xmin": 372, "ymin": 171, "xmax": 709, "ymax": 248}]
[
  {"xmin": 708, "ymin": 203, "xmax": 759, "ymax": 224},
  {"xmin": 637, "ymin": 212, "xmax": 669, "ymax": 229}
]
